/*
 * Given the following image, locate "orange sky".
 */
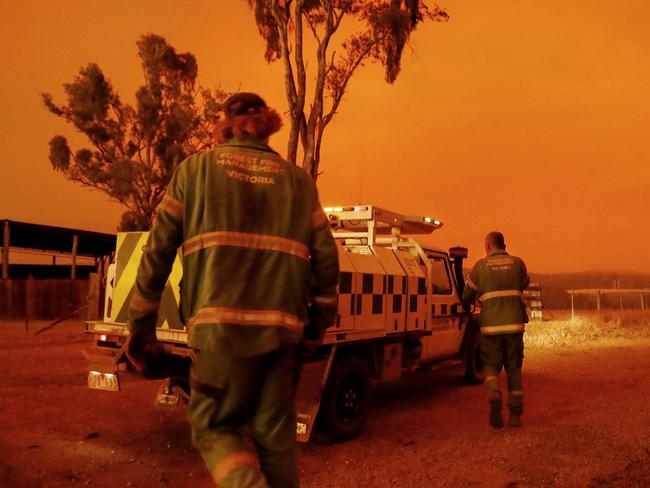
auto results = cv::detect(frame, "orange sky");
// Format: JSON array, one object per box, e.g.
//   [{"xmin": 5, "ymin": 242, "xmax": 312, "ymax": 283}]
[{"xmin": 1, "ymin": 0, "xmax": 649, "ymax": 273}]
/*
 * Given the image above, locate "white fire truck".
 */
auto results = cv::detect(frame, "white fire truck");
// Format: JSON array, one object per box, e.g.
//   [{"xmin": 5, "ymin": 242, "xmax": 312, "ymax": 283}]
[{"xmin": 84, "ymin": 205, "xmax": 482, "ymax": 441}]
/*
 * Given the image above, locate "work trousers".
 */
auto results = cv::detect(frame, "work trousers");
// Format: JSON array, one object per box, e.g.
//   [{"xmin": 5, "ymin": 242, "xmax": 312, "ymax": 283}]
[
  {"xmin": 187, "ymin": 344, "xmax": 299, "ymax": 488},
  {"xmin": 480, "ymin": 332, "xmax": 524, "ymax": 413}
]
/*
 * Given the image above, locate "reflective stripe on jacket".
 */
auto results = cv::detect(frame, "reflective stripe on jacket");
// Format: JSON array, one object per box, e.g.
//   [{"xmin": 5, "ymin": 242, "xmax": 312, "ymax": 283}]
[
  {"xmin": 128, "ymin": 137, "xmax": 339, "ymax": 356},
  {"xmin": 462, "ymin": 250, "xmax": 529, "ymax": 335}
]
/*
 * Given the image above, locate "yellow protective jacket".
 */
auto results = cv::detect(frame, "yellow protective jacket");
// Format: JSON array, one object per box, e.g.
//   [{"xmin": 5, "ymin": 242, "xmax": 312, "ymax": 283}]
[
  {"xmin": 462, "ymin": 250, "xmax": 529, "ymax": 335},
  {"xmin": 127, "ymin": 137, "xmax": 339, "ymax": 357}
]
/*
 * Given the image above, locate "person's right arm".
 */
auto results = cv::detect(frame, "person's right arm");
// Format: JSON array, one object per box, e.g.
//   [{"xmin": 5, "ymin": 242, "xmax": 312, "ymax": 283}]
[
  {"xmin": 462, "ymin": 262, "xmax": 480, "ymax": 305},
  {"xmin": 126, "ymin": 164, "xmax": 185, "ymax": 372},
  {"xmin": 518, "ymin": 258, "xmax": 530, "ymax": 291}
]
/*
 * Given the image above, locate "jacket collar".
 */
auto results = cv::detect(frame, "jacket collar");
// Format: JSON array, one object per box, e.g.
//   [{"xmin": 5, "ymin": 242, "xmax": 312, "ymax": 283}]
[
  {"xmin": 488, "ymin": 250, "xmax": 509, "ymax": 256},
  {"xmin": 219, "ymin": 137, "xmax": 278, "ymax": 155}
]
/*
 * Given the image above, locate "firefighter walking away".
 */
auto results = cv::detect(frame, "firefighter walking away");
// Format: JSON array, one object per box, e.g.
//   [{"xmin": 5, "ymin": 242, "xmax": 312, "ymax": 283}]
[
  {"xmin": 462, "ymin": 231, "xmax": 529, "ymax": 429},
  {"xmin": 125, "ymin": 92, "xmax": 339, "ymax": 486}
]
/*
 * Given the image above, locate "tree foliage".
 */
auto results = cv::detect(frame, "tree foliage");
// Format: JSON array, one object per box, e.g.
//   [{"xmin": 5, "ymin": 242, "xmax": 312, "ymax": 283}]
[
  {"xmin": 43, "ymin": 34, "xmax": 226, "ymax": 230},
  {"xmin": 247, "ymin": 0, "xmax": 448, "ymax": 179}
]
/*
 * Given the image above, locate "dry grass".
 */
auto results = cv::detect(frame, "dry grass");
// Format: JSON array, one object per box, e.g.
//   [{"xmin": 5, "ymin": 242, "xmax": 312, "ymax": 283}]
[{"xmin": 526, "ymin": 309, "xmax": 650, "ymax": 347}]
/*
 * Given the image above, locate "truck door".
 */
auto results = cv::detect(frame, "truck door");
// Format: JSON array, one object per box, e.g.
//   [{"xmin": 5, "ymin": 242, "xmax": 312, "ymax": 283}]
[{"xmin": 421, "ymin": 254, "xmax": 462, "ymax": 359}]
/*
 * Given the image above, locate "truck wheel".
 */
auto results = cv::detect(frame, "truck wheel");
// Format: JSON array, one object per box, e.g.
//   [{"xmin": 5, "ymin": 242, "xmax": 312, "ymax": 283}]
[
  {"xmin": 463, "ymin": 328, "xmax": 484, "ymax": 384},
  {"xmin": 317, "ymin": 355, "xmax": 371, "ymax": 441}
]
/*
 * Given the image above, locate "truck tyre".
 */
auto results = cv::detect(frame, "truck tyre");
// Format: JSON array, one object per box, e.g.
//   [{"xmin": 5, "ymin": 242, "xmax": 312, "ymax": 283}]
[
  {"xmin": 463, "ymin": 327, "xmax": 484, "ymax": 384},
  {"xmin": 317, "ymin": 355, "xmax": 371, "ymax": 441}
]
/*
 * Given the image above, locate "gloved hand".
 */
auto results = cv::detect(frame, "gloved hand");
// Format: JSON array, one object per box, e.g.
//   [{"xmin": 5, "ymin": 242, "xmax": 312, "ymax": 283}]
[
  {"xmin": 297, "ymin": 338, "xmax": 322, "ymax": 360},
  {"xmin": 125, "ymin": 330, "xmax": 163, "ymax": 376},
  {"xmin": 125, "ymin": 331, "xmax": 191, "ymax": 380},
  {"xmin": 299, "ymin": 310, "xmax": 326, "ymax": 360}
]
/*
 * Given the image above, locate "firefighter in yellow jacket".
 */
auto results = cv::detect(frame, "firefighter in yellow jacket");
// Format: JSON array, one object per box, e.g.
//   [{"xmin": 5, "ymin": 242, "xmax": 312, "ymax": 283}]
[
  {"xmin": 126, "ymin": 93, "xmax": 339, "ymax": 487},
  {"xmin": 462, "ymin": 231, "xmax": 529, "ymax": 429}
]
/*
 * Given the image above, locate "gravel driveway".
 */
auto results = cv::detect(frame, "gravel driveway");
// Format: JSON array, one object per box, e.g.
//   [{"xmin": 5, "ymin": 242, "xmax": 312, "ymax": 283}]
[{"xmin": 1, "ymin": 314, "xmax": 649, "ymax": 487}]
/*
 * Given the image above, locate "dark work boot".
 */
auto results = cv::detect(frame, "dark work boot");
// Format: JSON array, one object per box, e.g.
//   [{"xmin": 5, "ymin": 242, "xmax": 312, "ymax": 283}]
[
  {"xmin": 507, "ymin": 391, "xmax": 523, "ymax": 428},
  {"xmin": 507, "ymin": 411, "xmax": 521, "ymax": 428},
  {"xmin": 488, "ymin": 391, "xmax": 503, "ymax": 429}
]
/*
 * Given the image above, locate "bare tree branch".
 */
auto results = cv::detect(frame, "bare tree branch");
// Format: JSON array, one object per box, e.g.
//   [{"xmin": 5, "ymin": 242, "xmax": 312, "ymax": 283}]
[{"xmin": 247, "ymin": 0, "xmax": 448, "ymax": 181}]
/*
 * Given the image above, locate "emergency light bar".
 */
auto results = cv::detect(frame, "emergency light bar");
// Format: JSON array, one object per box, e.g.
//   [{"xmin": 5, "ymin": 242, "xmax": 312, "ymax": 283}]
[{"xmin": 323, "ymin": 205, "xmax": 443, "ymax": 236}]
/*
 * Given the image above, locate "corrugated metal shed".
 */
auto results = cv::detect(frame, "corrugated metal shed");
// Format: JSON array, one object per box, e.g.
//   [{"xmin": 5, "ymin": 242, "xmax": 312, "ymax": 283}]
[{"xmin": 1, "ymin": 219, "xmax": 116, "ymax": 279}]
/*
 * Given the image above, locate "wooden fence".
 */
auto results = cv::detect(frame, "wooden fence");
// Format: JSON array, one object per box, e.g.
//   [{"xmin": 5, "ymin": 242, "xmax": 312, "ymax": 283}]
[
  {"xmin": 0, "ymin": 279, "xmax": 91, "ymax": 321},
  {"xmin": 567, "ymin": 288, "xmax": 650, "ymax": 316}
]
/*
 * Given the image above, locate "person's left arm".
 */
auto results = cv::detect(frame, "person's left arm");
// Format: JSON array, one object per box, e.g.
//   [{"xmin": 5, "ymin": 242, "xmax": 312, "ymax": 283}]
[{"xmin": 302, "ymin": 184, "xmax": 339, "ymax": 357}]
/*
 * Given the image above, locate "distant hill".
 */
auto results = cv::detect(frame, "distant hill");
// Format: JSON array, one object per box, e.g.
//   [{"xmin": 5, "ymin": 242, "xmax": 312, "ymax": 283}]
[{"xmin": 529, "ymin": 271, "xmax": 650, "ymax": 309}]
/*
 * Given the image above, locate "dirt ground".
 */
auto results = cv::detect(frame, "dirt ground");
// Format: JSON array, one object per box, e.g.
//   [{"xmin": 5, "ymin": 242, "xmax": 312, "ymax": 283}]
[{"xmin": 1, "ymin": 313, "xmax": 650, "ymax": 488}]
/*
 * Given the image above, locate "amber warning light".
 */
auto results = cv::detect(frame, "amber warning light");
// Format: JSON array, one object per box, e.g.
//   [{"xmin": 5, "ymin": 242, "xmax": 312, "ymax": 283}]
[{"xmin": 423, "ymin": 217, "xmax": 442, "ymax": 226}]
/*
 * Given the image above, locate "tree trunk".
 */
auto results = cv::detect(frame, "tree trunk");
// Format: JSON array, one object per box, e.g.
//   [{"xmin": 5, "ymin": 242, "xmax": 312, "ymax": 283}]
[
  {"xmin": 271, "ymin": 1, "xmax": 300, "ymax": 164},
  {"xmin": 301, "ymin": 1, "xmax": 334, "ymax": 180}
]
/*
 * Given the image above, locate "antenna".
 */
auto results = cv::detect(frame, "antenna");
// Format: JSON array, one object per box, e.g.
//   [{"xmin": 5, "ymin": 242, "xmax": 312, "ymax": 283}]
[{"xmin": 358, "ymin": 148, "xmax": 365, "ymax": 204}]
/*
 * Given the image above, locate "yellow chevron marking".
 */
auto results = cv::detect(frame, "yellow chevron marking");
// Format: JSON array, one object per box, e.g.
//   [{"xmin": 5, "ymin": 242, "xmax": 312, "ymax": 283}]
[
  {"xmin": 170, "ymin": 255, "xmax": 182, "ymax": 304},
  {"xmin": 116, "ymin": 233, "xmax": 126, "ymax": 253},
  {"xmin": 109, "ymin": 233, "xmax": 128, "ymax": 322},
  {"xmin": 108, "ymin": 232, "xmax": 184, "ymax": 329},
  {"xmin": 111, "ymin": 232, "xmax": 149, "ymax": 322}
]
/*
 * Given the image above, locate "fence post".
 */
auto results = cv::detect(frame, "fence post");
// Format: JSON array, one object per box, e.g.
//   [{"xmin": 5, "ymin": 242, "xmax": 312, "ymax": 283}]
[
  {"xmin": 25, "ymin": 275, "xmax": 34, "ymax": 334},
  {"xmin": 87, "ymin": 273, "xmax": 101, "ymax": 321},
  {"xmin": 2, "ymin": 220, "xmax": 9, "ymax": 280},
  {"xmin": 0, "ymin": 280, "xmax": 11, "ymax": 319},
  {"xmin": 71, "ymin": 235, "xmax": 78, "ymax": 280}
]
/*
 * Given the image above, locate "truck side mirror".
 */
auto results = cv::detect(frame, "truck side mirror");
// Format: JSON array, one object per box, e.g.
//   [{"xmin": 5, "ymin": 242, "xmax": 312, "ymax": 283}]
[{"xmin": 448, "ymin": 246, "xmax": 468, "ymax": 296}]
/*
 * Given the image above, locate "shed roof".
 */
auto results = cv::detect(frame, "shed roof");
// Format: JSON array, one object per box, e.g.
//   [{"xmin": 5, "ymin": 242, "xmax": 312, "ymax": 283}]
[{"xmin": 2, "ymin": 219, "xmax": 116, "ymax": 257}]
